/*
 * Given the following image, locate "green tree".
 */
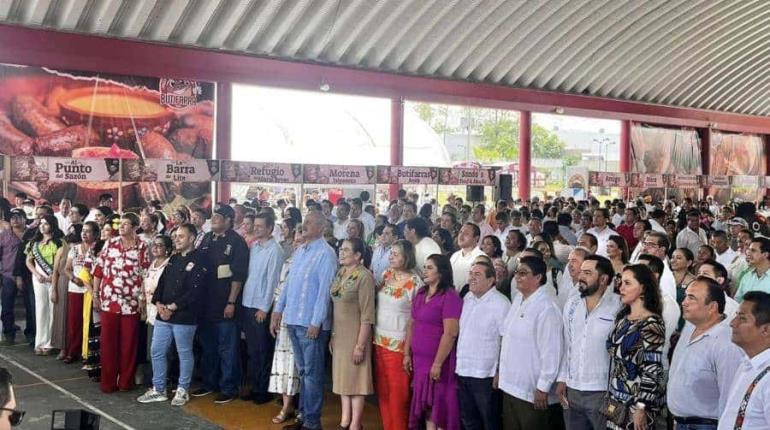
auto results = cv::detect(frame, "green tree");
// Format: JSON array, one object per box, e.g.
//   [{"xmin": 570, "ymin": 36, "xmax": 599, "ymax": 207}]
[{"xmin": 472, "ymin": 113, "xmax": 566, "ymax": 162}]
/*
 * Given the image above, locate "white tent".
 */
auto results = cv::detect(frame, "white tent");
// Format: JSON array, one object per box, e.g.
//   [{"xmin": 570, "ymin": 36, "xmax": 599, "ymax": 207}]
[{"xmin": 232, "ymin": 85, "xmax": 451, "ymax": 167}]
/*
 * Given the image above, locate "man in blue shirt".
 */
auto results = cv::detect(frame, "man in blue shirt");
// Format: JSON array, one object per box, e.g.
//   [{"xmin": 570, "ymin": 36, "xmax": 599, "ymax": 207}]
[
  {"xmin": 241, "ymin": 212, "xmax": 284, "ymax": 404},
  {"xmin": 371, "ymin": 223, "xmax": 397, "ymax": 284},
  {"xmin": 271, "ymin": 211, "xmax": 337, "ymax": 430}
]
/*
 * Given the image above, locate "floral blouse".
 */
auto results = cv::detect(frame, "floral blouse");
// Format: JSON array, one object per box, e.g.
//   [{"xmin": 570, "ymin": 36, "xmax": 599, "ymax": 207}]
[
  {"xmin": 92, "ymin": 236, "xmax": 150, "ymax": 315},
  {"xmin": 374, "ymin": 268, "xmax": 422, "ymax": 353}
]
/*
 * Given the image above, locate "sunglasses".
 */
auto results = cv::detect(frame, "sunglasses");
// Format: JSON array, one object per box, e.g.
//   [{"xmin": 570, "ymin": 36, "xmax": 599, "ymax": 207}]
[{"xmin": 0, "ymin": 408, "xmax": 24, "ymax": 426}]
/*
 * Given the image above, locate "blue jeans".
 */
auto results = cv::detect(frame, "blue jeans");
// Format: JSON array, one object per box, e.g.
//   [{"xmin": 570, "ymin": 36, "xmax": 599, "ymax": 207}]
[
  {"xmin": 675, "ymin": 423, "xmax": 717, "ymax": 430},
  {"xmin": 287, "ymin": 325, "xmax": 330, "ymax": 430},
  {"xmin": 200, "ymin": 320, "xmax": 240, "ymax": 396},
  {"xmin": 150, "ymin": 320, "xmax": 197, "ymax": 391}
]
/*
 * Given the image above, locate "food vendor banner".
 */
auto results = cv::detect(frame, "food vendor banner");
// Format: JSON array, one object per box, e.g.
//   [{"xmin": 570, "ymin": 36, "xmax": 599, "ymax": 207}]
[
  {"xmin": 732, "ymin": 175, "xmax": 759, "ymax": 188},
  {"xmin": 630, "ymin": 124, "xmax": 702, "ymax": 200},
  {"xmin": 566, "ymin": 166, "xmax": 588, "ymax": 189},
  {"xmin": 220, "ymin": 161, "xmax": 303, "ymax": 183},
  {"xmin": 377, "ymin": 166, "xmax": 438, "ymax": 184},
  {"xmin": 664, "ymin": 174, "xmax": 700, "ymax": 188},
  {"xmin": 642, "ymin": 174, "xmax": 664, "ymax": 188},
  {"xmin": 0, "ymin": 63, "xmax": 215, "ymax": 210},
  {"xmin": 710, "ymin": 131, "xmax": 766, "ymax": 201},
  {"xmin": 303, "ymin": 164, "xmax": 376, "ymax": 185},
  {"xmin": 588, "ymin": 171, "xmax": 627, "ymax": 187},
  {"xmin": 11, "ymin": 156, "xmax": 120, "ymax": 182},
  {"xmin": 700, "ymin": 175, "xmax": 730, "ymax": 189},
  {"xmin": 439, "ymin": 168, "xmax": 498, "ymax": 186},
  {"xmin": 122, "ymin": 159, "xmax": 220, "ymax": 182}
]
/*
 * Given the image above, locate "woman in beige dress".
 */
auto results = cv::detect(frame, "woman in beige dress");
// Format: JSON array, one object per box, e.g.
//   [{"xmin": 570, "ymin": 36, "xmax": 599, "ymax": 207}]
[{"xmin": 331, "ymin": 237, "xmax": 375, "ymax": 430}]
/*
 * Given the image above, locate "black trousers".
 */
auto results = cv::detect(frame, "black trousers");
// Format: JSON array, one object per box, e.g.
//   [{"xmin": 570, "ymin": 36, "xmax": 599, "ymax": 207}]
[
  {"xmin": 240, "ymin": 305, "xmax": 275, "ymax": 396},
  {"xmin": 457, "ymin": 375, "xmax": 500, "ymax": 430}
]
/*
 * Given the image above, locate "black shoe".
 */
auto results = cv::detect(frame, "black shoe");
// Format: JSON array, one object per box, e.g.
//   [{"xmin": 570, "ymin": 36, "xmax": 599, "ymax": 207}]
[
  {"xmin": 240, "ymin": 392, "xmax": 258, "ymax": 402},
  {"xmin": 191, "ymin": 388, "xmax": 213, "ymax": 397},
  {"xmin": 252, "ymin": 393, "xmax": 274, "ymax": 405},
  {"xmin": 214, "ymin": 393, "xmax": 235, "ymax": 404}
]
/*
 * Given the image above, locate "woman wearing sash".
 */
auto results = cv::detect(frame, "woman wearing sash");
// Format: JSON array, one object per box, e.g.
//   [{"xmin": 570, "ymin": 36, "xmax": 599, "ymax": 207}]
[
  {"xmin": 25, "ymin": 215, "xmax": 65, "ymax": 355},
  {"xmin": 63, "ymin": 222, "xmax": 100, "ymax": 364}
]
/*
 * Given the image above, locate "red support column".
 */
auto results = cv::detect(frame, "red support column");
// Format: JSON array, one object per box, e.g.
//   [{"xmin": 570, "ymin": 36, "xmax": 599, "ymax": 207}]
[
  {"xmin": 700, "ymin": 128, "xmax": 710, "ymax": 199},
  {"xmin": 620, "ymin": 120, "xmax": 631, "ymax": 173},
  {"xmin": 764, "ymin": 135, "xmax": 770, "ymax": 199},
  {"xmin": 389, "ymin": 98, "xmax": 404, "ymax": 200},
  {"xmin": 519, "ymin": 111, "xmax": 532, "ymax": 200},
  {"xmin": 216, "ymin": 82, "xmax": 232, "ymax": 204}
]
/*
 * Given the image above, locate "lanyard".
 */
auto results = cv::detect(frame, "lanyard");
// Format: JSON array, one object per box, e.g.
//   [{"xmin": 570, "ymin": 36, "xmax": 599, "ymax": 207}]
[{"xmin": 734, "ymin": 365, "xmax": 770, "ymax": 430}]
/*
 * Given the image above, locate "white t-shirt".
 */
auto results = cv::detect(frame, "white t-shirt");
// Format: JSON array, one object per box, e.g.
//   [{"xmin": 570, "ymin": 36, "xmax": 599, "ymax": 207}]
[{"xmin": 415, "ymin": 237, "xmax": 442, "ymax": 276}]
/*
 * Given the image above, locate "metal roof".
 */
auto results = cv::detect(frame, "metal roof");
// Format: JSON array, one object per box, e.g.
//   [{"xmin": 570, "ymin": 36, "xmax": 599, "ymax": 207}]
[{"xmin": 2, "ymin": 0, "xmax": 770, "ymax": 116}]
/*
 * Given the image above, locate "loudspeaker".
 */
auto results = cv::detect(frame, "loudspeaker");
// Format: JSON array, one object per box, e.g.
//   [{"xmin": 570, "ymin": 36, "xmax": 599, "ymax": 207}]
[
  {"xmin": 467, "ymin": 185, "xmax": 484, "ymax": 202},
  {"xmin": 496, "ymin": 174, "xmax": 513, "ymax": 202}
]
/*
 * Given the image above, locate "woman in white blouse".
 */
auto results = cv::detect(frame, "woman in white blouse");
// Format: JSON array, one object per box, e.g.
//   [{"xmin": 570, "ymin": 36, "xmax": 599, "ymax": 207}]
[
  {"xmin": 139, "ymin": 235, "xmax": 172, "ymax": 386},
  {"xmin": 374, "ymin": 239, "xmax": 422, "ymax": 430}
]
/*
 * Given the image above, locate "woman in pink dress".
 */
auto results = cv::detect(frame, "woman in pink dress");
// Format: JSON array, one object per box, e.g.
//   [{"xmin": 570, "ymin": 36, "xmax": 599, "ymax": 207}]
[{"xmin": 404, "ymin": 253, "xmax": 462, "ymax": 430}]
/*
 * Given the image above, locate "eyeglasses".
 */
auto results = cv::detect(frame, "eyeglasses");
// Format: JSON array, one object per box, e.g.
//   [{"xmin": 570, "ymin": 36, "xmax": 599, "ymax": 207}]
[
  {"xmin": 513, "ymin": 270, "xmax": 532, "ymax": 277},
  {"xmin": 642, "ymin": 242, "xmax": 660, "ymax": 248},
  {"xmin": 0, "ymin": 408, "xmax": 24, "ymax": 426}
]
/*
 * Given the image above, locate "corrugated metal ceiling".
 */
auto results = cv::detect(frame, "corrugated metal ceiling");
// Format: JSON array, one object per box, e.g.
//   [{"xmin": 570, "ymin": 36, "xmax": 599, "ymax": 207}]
[{"xmin": 2, "ymin": 0, "xmax": 769, "ymax": 116}]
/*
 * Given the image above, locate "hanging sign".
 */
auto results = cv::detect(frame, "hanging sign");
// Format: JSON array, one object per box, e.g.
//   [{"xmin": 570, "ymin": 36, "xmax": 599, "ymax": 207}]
[
  {"xmin": 377, "ymin": 166, "xmax": 438, "ymax": 184},
  {"xmin": 11, "ymin": 156, "xmax": 120, "ymax": 182},
  {"xmin": 220, "ymin": 161, "xmax": 303, "ymax": 183},
  {"xmin": 303, "ymin": 164, "xmax": 376, "ymax": 185},
  {"xmin": 439, "ymin": 168, "xmax": 498, "ymax": 186},
  {"xmin": 122, "ymin": 159, "xmax": 220, "ymax": 182}
]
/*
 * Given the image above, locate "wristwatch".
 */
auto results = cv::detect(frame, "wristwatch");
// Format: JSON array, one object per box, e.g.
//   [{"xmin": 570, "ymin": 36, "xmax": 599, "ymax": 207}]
[{"xmin": 634, "ymin": 402, "xmax": 646, "ymax": 410}]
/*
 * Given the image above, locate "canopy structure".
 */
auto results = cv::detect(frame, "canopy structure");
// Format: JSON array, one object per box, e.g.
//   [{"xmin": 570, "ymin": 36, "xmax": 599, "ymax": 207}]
[{"xmin": 1, "ymin": 0, "xmax": 770, "ymax": 199}]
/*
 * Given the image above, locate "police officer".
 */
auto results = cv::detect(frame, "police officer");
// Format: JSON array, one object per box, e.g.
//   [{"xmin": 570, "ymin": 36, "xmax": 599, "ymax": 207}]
[
  {"xmin": 137, "ymin": 223, "xmax": 211, "ymax": 406},
  {"xmin": 191, "ymin": 204, "xmax": 249, "ymax": 403}
]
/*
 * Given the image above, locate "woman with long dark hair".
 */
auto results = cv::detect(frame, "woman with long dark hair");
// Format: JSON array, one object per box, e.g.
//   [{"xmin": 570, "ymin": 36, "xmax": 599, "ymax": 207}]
[
  {"xmin": 25, "ymin": 214, "xmax": 65, "ymax": 355},
  {"xmin": 431, "ymin": 227, "xmax": 456, "ymax": 256},
  {"xmin": 406, "ymin": 254, "xmax": 462, "ymax": 430},
  {"xmin": 670, "ymin": 247, "xmax": 696, "ymax": 331},
  {"xmin": 606, "ymin": 234, "xmax": 630, "ymax": 275},
  {"xmin": 480, "ymin": 235, "xmax": 503, "ymax": 259},
  {"xmin": 606, "ymin": 264, "xmax": 665, "ymax": 430}
]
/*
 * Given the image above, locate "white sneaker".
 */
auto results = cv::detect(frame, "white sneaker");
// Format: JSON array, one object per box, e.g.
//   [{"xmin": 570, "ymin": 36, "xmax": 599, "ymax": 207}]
[
  {"xmin": 137, "ymin": 388, "xmax": 168, "ymax": 403},
  {"xmin": 171, "ymin": 388, "xmax": 189, "ymax": 406}
]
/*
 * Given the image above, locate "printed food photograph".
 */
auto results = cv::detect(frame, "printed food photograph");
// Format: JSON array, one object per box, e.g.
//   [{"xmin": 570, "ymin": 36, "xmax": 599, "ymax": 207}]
[{"xmin": 0, "ymin": 64, "xmax": 215, "ymax": 211}]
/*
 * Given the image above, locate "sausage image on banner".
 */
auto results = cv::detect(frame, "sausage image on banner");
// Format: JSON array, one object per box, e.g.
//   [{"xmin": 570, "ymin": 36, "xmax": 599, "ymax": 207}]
[{"xmin": 0, "ymin": 64, "xmax": 215, "ymax": 210}]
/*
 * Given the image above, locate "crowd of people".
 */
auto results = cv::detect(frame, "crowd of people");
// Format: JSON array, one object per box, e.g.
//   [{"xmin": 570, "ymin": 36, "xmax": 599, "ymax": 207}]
[{"xmin": 1, "ymin": 188, "xmax": 770, "ymax": 430}]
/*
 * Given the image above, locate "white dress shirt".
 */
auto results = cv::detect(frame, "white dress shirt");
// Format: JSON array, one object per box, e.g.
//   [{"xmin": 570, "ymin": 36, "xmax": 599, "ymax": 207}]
[
  {"xmin": 586, "ymin": 226, "xmax": 618, "ymax": 258},
  {"xmin": 495, "ymin": 225, "xmax": 513, "ymax": 245},
  {"xmin": 718, "ymin": 348, "xmax": 770, "ymax": 430},
  {"xmin": 725, "ymin": 296, "xmax": 739, "ymax": 321},
  {"xmin": 333, "ymin": 218, "xmax": 349, "ymax": 241},
  {"xmin": 499, "ymin": 287, "xmax": 563, "ymax": 404},
  {"xmin": 555, "ymin": 275, "xmax": 579, "ymax": 310},
  {"xmin": 630, "ymin": 241, "xmax": 644, "ymax": 263},
  {"xmin": 450, "ymin": 247, "xmax": 484, "ymax": 291},
  {"xmin": 55, "ymin": 211, "xmax": 71, "ymax": 234},
  {"xmin": 649, "ymin": 219, "xmax": 667, "ymax": 233},
  {"xmin": 660, "ymin": 262, "xmax": 678, "ymax": 304},
  {"xmin": 661, "ymin": 293, "xmax": 681, "ymax": 370},
  {"xmin": 668, "ymin": 320, "xmax": 744, "ymax": 419},
  {"xmin": 414, "ymin": 237, "xmax": 442, "ymax": 276},
  {"xmin": 558, "ymin": 287, "xmax": 622, "ymax": 392},
  {"xmin": 456, "ymin": 288, "xmax": 510, "ymax": 379},
  {"xmin": 716, "ymin": 247, "xmax": 739, "ymax": 270},
  {"xmin": 676, "ymin": 227, "xmax": 708, "ymax": 256},
  {"xmin": 353, "ymin": 212, "xmax": 376, "ymax": 241}
]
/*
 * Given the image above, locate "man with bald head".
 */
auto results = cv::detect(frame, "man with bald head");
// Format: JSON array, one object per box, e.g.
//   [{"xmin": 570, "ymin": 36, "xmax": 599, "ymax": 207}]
[{"xmin": 271, "ymin": 210, "xmax": 337, "ymax": 430}]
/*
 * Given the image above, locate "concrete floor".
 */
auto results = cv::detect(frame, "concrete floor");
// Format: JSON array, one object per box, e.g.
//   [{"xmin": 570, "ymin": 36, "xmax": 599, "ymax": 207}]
[{"xmin": 0, "ymin": 335, "xmax": 385, "ymax": 430}]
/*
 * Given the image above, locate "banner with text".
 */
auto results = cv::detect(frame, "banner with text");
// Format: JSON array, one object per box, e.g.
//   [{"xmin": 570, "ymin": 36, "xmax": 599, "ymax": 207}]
[
  {"xmin": 588, "ymin": 172, "xmax": 627, "ymax": 187},
  {"xmin": 439, "ymin": 168, "xmax": 498, "ymax": 186},
  {"xmin": 303, "ymin": 164, "xmax": 376, "ymax": 185},
  {"xmin": 11, "ymin": 156, "xmax": 120, "ymax": 182},
  {"xmin": 122, "ymin": 159, "xmax": 220, "ymax": 182},
  {"xmin": 701, "ymin": 175, "xmax": 730, "ymax": 189},
  {"xmin": 377, "ymin": 166, "xmax": 439, "ymax": 185},
  {"xmin": 220, "ymin": 161, "xmax": 303, "ymax": 183}
]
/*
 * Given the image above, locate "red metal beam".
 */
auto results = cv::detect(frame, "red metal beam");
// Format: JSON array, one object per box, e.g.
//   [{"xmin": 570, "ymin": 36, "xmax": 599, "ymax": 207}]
[
  {"xmin": 519, "ymin": 111, "xmax": 532, "ymax": 201},
  {"xmin": 216, "ymin": 82, "xmax": 232, "ymax": 203},
  {"xmin": 389, "ymin": 98, "xmax": 404, "ymax": 200},
  {"xmin": 1, "ymin": 25, "xmax": 770, "ymax": 134}
]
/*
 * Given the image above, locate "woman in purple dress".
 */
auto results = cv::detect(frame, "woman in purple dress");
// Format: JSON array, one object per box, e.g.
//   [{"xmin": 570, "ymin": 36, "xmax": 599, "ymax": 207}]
[{"xmin": 404, "ymin": 253, "xmax": 462, "ymax": 430}]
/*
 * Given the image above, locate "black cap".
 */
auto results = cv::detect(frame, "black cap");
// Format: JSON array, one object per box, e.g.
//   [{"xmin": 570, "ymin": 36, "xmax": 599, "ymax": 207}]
[
  {"xmin": 214, "ymin": 204, "xmax": 235, "ymax": 220},
  {"xmin": 9, "ymin": 208, "xmax": 26, "ymax": 219}
]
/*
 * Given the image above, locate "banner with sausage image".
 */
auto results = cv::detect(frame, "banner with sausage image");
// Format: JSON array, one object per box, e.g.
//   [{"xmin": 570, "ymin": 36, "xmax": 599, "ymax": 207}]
[
  {"xmin": 122, "ymin": 159, "xmax": 220, "ymax": 182},
  {"xmin": 0, "ymin": 63, "xmax": 215, "ymax": 211}
]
